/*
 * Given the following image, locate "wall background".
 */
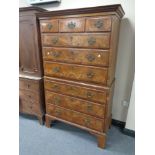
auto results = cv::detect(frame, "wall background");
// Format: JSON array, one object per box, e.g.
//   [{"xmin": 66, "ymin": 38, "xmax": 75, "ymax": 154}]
[{"xmin": 19, "ymin": 0, "xmax": 135, "ymax": 125}]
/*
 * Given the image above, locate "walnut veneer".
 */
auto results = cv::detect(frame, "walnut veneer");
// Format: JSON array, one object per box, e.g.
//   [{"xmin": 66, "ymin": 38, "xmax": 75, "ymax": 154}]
[{"xmin": 38, "ymin": 4, "xmax": 124, "ymax": 148}]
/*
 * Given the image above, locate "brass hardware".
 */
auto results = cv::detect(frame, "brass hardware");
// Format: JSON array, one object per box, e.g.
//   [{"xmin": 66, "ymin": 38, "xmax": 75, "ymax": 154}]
[
  {"xmin": 87, "ymin": 71, "xmax": 95, "ymax": 79},
  {"xmin": 87, "ymin": 104, "xmax": 93, "ymax": 112},
  {"xmin": 52, "ymin": 37, "xmax": 59, "ymax": 44},
  {"xmin": 94, "ymin": 20, "xmax": 103, "ymax": 28},
  {"xmin": 21, "ymin": 66, "xmax": 24, "ymax": 71},
  {"xmin": 52, "ymin": 67, "xmax": 60, "ymax": 73},
  {"xmin": 86, "ymin": 54, "xmax": 95, "ymax": 62},
  {"xmin": 52, "ymin": 51, "xmax": 61, "ymax": 58},
  {"xmin": 47, "ymin": 23, "xmax": 53, "ymax": 30},
  {"xmin": 52, "ymin": 84, "xmax": 60, "ymax": 91},
  {"xmin": 84, "ymin": 118, "xmax": 91, "ymax": 126},
  {"xmin": 53, "ymin": 96, "xmax": 61, "ymax": 105},
  {"xmin": 88, "ymin": 37, "xmax": 96, "ymax": 45},
  {"xmin": 55, "ymin": 109, "xmax": 61, "ymax": 116},
  {"xmin": 27, "ymin": 84, "xmax": 30, "ymax": 88},
  {"xmin": 68, "ymin": 21, "xmax": 76, "ymax": 29},
  {"xmin": 87, "ymin": 92, "xmax": 93, "ymax": 98}
]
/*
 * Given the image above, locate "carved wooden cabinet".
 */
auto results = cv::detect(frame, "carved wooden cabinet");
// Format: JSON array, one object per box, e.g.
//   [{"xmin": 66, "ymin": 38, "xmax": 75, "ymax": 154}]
[
  {"xmin": 19, "ymin": 7, "xmax": 45, "ymax": 124},
  {"xmin": 38, "ymin": 5, "xmax": 124, "ymax": 148}
]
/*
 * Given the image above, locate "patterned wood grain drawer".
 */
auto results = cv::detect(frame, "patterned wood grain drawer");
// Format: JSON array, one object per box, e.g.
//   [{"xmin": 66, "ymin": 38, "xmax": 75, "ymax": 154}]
[
  {"xmin": 42, "ymin": 33, "xmax": 110, "ymax": 49},
  {"xmin": 40, "ymin": 19, "xmax": 59, "ymax": 33},
  {"xmin": 46, "ymin": 104, "xmax": 104, "ymax": 132},
  {"xmin": 44, "ymin": 79, "xmax": 107, "ymax": 104},
  {"xmin": 59, "ymin": 18, "xmax": 85, "ymax": 32},
  {"xmin": 44, "ymin": 62, "xmax": 108, "ymax": 85},
  {"xmin": 86, "ymin": 16, "xmax": 112, "ymax": 32},
  {"xmin": 43, "ymin": 47, "xmax": 109, "ymax": 67},
  {"xmin": 19, "ymin": 78, "xmax": 39, "ymax": 92},
  {"xmin": 19, "ymin": 89, "xmax": 40, "ymax": 102},
  {"xmin": 45, "ymin": 91, "xmax": 105, "ymax": 118}
]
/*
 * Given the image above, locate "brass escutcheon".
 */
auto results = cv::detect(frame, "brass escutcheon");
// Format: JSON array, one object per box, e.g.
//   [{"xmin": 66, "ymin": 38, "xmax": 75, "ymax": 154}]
[
  {"xmin": 88, "ymin": 37, "xmax": 96, "ymax": 45},
  {"xmin": 94, "ymin": 20, "xmax": 103, "ymax": 28},
  {"xmin": 52, "ymin": 67, "xmax": 60, "ymax": 73},
  {"xmin": 53, "ymin": 96, "xmax": 61, "ymax": 105},
  {"xmin": 68, "ymin": 21, "xmax": 76, "ymax": 29},
  {"xmin": 47, "ymin": 23, "xmax": 53, "ymax": 30},
  {"xmin": 86, "ymin": 54, "xmax": 95, "ymax": 62},
  {"xmin": 52, "ymin": 37, "xmax": 59, "ymax": 44},
  {"xmin": 87, "ymin": 71, "xmax": 95, "ymax": 79}
]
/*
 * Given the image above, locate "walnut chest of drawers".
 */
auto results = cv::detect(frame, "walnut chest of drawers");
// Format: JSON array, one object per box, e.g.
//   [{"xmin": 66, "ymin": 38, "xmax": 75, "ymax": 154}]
[{"xmin": 38, "ymin": 4, "xmax": 124, "ymax": 148}]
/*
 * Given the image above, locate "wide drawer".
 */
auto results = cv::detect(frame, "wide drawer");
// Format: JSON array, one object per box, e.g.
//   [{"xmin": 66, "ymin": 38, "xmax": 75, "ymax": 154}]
[
  {"xmin": 42, "ymin": 33, "xmax": 110, "ymax": 49},
  {"xmin": 44, "ymin": 62, "xmax": 108, "ymax": 85},
  {"xmin": 40, "ymin": 19, "xmax": 59, "ymax": 33},
  {"xmin": 45, "ymin": 91, "xmax": 105, "ymax": 118},
  {"xmin": 59, "ymin": 18, "xmax": 85, "ymax": 32},
  {"xmin": 46, "ymin": 104, "xmax": 104, "ymax": 132},
  {"xmin": 86, "ymin": 16, "xmax": 112, "ymax": 32},
  {"xmin": 19, "ymin": 78, "xmax": 39, "ymax": 92},
  {"xmin": 44, "ymin": 79, "xmax": 107, "ymax": 104},
  {"xmin": 43, "ymin": 47, "xmax": 109, "ymax": 67}
]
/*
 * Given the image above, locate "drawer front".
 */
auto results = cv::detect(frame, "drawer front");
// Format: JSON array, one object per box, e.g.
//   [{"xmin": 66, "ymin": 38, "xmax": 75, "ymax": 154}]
[
  {"xmin": 59, "ymin": 18, "xmax": 85, "ymax": 32},
  {"xmin": 42, "ymin": 33, "xmax": 110, "ymax": 49},
  {"xmin": 19, "ymin": 89, "xmax": 40, "ymax": 102},
  {"xmin": 19, "ymin": 97, "xmax": 39, "ymax": 115},
  {"xmin": 46, "ymin": 91, "xmax": 105, "ymax": 118},
  {"xmin": 44, "ymin": 62, "xmax": 108, "ymax": 85},
  {"xmin": 46, "ymin": 104, "xmax": 104, "ymax": 132},
  {"xmin": 43, "ymin": 47, "xmax": 109, "ymax": 66},
  {"xmin": 86, "ymin": 17, "xmax": 112, "ymax": 32},
  {"xmin": 19, "ymin": 78, "xmax": 39, "ymax": 92},
  {"xmin": 44, "ymin": 79, "xmax": 107, "ymax": 104},
  {"xmin": 40, "ymin": 20, "xmax": 59, "ymax": 33}
]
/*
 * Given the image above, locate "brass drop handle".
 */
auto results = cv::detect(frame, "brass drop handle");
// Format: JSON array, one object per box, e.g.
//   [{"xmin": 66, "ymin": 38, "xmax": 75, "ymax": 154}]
[
  {"xmin": 55, "ymin": 109, "xmax": 61, "ymax": 116},
  {"xmin": 68, "ymin": 21, "xmax": 76, "ymax": 29},
  {"xmin": 86, "ymin": 92, "xmax": 93, "ymax": 99},
  {"xmin": 87, "ymin": 71, "xmax": 95, "ymax": 79},
  {"xmin": 52, "ymin": 51, "xmax": 61, "ymax": 58},
  {"xmin": 87, "ymin": 103, "xmax": 93, "ymax": 112},
  {"xmin": 52, "ymin": 37, "xmax": 59, "ymax": 44},
  {"xmin": 52, "ymin": 84, "xmax": 60, "ymax": 91},
  {"xmin": 47, "ymin": 23, "xmax": 53, "ymax": 30},
  {"xmin": 84, "ymin": 118, "xmax": 91, "ymax": 126},
  {"xmin": 94, "ymin": 20, "xmax": 103, "ymax": 28},
  {"xmin": 88, "ymin": 37, "xmax": 96, "ymax": 45},
  {"xmin": 53, "ymin": 96, "xmax": 61, "ymax": 105},
  {"xmin": 52, "ymin": 67, "xmax": 60, "ymax": 73},
  {"xmin": 86, "ymin": 54, "xmax": 95, "ymax": 62}
]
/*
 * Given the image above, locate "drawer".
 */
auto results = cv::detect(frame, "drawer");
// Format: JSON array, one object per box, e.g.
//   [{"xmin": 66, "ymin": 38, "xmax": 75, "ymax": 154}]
[
  {"xmin": 42, "ymin": 33, "xmax": 110, "ymax": 49},
  {"xmin": 46, "ymin": 104, "xmax": 104, "ymax": 132},
  {"xmin": 43, "ymin": 47, "xmax": 109, "ymax": 67},
  {"xmin": 44, "ymin": 62, "xmax": 108, "ymax": 85},
  {"xmin": 86, "ymin": 16, "xmax": 112, "ymax": 32},
  {"xmin": 19, "ymin": 96, "xmax": 40, "ymax": 115},
  {"xmin": 19, "ymin": 89, "xmax": 40, "ymax": 102},
  {"xmin": 44, "ymin": 79, "xmax": 107, "ymax": 104},
  {"xmin": 19, "ymin": 78, "xmax": 39, "ymax": 92},
  {"xmin": 59, "ymin": 18, "xmax": 85, "ymax": 32},
  {"xmin": 45, "ymin": 91, "xmax": 105, "ymax": 118},
  {"xmin": 40, "ymin": 19, "xmax": 59, "ymax": 33}
]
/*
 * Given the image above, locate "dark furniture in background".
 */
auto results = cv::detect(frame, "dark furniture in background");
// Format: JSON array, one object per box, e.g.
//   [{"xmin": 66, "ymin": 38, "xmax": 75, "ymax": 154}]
[{"xmin": 19, "ymin": 7, "xmax": 45, "ymax": 124}]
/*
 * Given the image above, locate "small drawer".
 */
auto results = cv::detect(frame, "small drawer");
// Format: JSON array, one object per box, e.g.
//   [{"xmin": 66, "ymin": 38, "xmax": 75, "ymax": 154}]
[
  {"xmin": 46, "ymin": 104, "xmax": 104, "ymax": 132},
  {"xmin": 19, "ymin": 78, "xmax": 39, "ymax": 92},
  {"xmin": 44, "ymin": 79, "xmax": 107, "ymax": 104},
  {"xmin": 40, "ymin": 19, "xmax": 59, "ymax": 33},
  {"xmin": 19, "ymin": 96, "xmax": 40, "ymax": 115},
  {"xmin": 42, "ymin": 33, "xmax": 110, "ymax": 49},
  {"xmin": 19, "ymin": 89, "xmax": 40, "ymax": 102},
  {"xmin": 44, "ymin": 62, "xmax": 108, "ymax": 85},
  {"xmin": 45, "ymin": 91, "xmax": 105, "ymax": 118},
  {"xmin": 86, "ymin": 16, "xmax": 112, "ymax": 32},
  {"xmin": 43, "ymin": 47, "xmax": 109, "ymax": 67},
  {"xmin": 59, "ymin": 18, "xmax": 85, "ymax": 32}
]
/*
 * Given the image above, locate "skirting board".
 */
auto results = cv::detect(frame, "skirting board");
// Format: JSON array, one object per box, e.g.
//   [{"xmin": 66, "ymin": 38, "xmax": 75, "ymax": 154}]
[{"xmin": 112, "ymin": 119, "xmax": 135, "ymax": 137}]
